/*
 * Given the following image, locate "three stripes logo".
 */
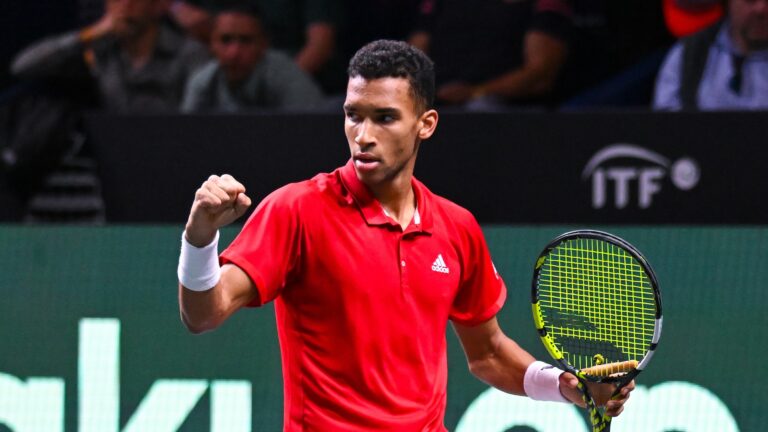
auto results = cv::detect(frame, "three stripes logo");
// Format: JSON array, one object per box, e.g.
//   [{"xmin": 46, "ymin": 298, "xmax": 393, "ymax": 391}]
[{"xmin": 431, "ymin": 254, "xmax": 450, "ymax": 274}]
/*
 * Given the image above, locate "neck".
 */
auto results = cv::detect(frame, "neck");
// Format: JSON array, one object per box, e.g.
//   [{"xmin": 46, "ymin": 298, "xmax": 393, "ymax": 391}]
[
  {"xmin": 379, "ymin": 187, "xmax": 416, "ymax": 230},
  {"xmin": 371, "ymin": 171, "xmax": 416, "ymax": 230}
]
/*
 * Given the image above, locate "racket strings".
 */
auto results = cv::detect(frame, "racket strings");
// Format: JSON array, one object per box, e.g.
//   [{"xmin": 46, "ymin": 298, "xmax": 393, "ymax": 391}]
[{"xmin": 537, "ymin": 238, "xmax": 656, "ymax": 371}]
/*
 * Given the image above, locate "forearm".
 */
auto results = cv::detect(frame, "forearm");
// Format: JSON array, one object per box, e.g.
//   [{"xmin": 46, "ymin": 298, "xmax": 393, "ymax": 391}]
[
  {"xmin": 178, "ymin": 226, "xmax": 236, "ymax": 333},
  {"xmin": 295, "ymin": 23, "xmax": 335, "ymax": 73},
  {"xmin": 467, "ymin": 331, "xmax": 536, "ymax": 395},
  {"xmin": 11, "ymin": 14, "xmax": 120, "ymax": 80},
  {"xmin": 11, "ymin": 31, "xmax": 87, "ymax": 79},
  {"xmin": 179, "ymin": 263, "xmax": 258, "ymax": 334},
  {"xmin": 476, "ymin": 31, "xmax": 567, "ymax": 101},
  {"xmin": 476, "ymin": 68, "xmax": 553, "ymax": 101},
  {"xmin": 179, "ymin": 283, "xmax": 230, "ymax": 333},
  {"xmin": 178, "ymin": 229, "xmax": 226, "ymax": 333},
  {"xmin": 178, "ymin": 175, "xmax": 256, "ymax": 333}
]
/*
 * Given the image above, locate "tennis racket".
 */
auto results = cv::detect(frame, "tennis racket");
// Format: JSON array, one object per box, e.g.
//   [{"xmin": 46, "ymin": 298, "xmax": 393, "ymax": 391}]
[{"xmin": 531, "ymin": 230, "xmax": 662, "ymax": 432}]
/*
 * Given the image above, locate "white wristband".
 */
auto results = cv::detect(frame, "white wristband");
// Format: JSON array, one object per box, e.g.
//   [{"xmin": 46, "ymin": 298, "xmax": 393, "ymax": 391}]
[
  {"xmin": 178, "ymin": 230, "xmax": 221, "ymax": 291},
  {"xmin": 524, "ymin": 360, "xmax": 568, "ymax": 403}
]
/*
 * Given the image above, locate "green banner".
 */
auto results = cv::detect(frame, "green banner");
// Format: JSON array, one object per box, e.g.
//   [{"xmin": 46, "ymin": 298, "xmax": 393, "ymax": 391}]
[{"xmin": 0, "ymin": 226, "xmax": 762, "ymax": 431}]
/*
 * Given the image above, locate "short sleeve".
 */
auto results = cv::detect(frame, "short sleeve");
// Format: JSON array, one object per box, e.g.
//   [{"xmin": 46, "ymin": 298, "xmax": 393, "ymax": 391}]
[
  {"xmin": 449, "ymin": 217, "xmax": 507, "ymax": 326},
  {"xmin": 220, "ymin": 185, "xmax": 303, "ymax": 306}
]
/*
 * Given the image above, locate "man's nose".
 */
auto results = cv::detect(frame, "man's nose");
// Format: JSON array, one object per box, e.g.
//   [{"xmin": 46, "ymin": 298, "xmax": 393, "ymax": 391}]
[{"xmin": 355, "ymin": 120, "xmax": 375, "ymax": 146}]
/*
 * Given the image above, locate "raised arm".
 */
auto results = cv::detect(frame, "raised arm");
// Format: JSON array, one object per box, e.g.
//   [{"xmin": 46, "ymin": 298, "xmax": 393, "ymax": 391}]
[
  {"xmin": 436, "ymin": 30, "xmax": 568, "ymax": 105},
  {"xmin": 11, "ymin": 31, "xmax": 93, "ymax": 79},
  {"xmin": 294, "ymin": 22, "xmax": 336, "ymax": 74},
  {"xmin": 453, "ymin": 317, "xmax": 634, "ymax": 416},
  {"xmin": 178, "ymin": 174, "xmax": 256, "ymax": 334},
  {"xmin": 10, "ymin": 9, "xmax": 120, "ymax": 79},
  {"xmin": 475, "ymin": 30, "xmax": 568, "ymax": 100}
]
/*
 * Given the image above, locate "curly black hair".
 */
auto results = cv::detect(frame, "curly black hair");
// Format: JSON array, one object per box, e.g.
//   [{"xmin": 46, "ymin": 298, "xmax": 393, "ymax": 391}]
[{"xmin": 347, "ymin": 40, "xmax": 435, "ymax": 112}]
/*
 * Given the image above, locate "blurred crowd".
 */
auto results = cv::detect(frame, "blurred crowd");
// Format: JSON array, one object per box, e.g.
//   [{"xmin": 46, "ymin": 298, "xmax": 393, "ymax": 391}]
[
  {"xmin": 2, "ymin": 0, "xmax": 766, "ymax": 114},
  {"xmin": 0, "ymin": 0, "xmax": 765, "ymax": 222}
]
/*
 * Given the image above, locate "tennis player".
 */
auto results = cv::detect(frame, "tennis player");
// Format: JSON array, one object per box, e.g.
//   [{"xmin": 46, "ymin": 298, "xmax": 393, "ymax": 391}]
[{"xmin": 177, "ymin": 39, "xmax": 634, "ymax": 430}]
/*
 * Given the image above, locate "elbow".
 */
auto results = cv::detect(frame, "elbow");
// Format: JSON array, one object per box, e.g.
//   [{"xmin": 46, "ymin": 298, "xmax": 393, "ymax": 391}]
[
  {"xmin": 179, "ymin": 304, "xmax": 223, "ymax": 334},
  {"xmin": 10, "ymin": 54, "xmax": 31, "ymax": 78},
  {"xmin": 467, "ymin": 361, "xmax": 482, "ymax": 380},
  {"xmin": 509, "ymin": 60, "xmax": 563, "ymax": 99},
  {"xmin": 525, "ymin": 74, "xmax": 558, "ymax": 98},
  {"xmin": 178, "ymin": 283, "xmax": 225, "ymax": 334},
  {"xmin": 182, "ymin": 318, "xmax": 207, "ymax": 334},
  {"xmin": 532, "ymin": 81, "xmax": 556, "ymax": 97},
  {"xmin": 181, "ymin": 313, "xmax": 217, "ymax": 334},
  {"xmin": 9, "ymin": 45, "xmax": 47, "ymax": 79},
  {"xmin": 467, "ymin": 357, "xmax": 494, "ymax": 383},
  {"xmin": 186, "ymin": 325, "xmax": 210, "ymax": 335},
  {"xmin": 180, "ymin": 312, "xmax": 205, "ymax": 334}
]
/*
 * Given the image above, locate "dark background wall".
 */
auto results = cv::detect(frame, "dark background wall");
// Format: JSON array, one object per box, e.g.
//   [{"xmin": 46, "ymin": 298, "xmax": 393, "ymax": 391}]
[{"xmin": 78, "ymin": 111, "xmax": 767, "ymax": 224}]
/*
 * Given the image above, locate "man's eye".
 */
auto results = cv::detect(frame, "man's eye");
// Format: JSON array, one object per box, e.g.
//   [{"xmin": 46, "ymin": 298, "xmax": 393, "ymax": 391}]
[
  {"xmin": 379, "ymin": 115, "xmax": 395, "ymax": 123},
  {"xmin": 345, "ymin": 112, "xmax": 359, "ymax": 121}
]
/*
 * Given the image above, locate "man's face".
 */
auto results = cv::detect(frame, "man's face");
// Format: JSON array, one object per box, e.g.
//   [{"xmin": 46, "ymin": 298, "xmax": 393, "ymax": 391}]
[
  {"xmin": 105, "ymin": 0, "xmax": 164, "ymax": 38},
  {"xmin": 343, "ymin": 76, "xmax": 437, "ymax": 190},
  {"xmin": 211, "ymin": 12, "xmax": 267, "ymax": 84},
  {"xmin": 730, "ymin": 0, "xmax": 768, "ymax": 51}
]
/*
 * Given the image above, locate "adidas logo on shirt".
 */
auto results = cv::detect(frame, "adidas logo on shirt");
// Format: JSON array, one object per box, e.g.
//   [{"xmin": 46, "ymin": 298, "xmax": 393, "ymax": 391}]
[{"xmin": 431, "ymin": 254, "xmax": 450, "ymax": 274}]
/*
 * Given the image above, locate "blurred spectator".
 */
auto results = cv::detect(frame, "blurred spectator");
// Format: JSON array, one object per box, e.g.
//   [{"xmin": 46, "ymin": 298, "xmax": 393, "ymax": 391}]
[
  {"xmin": 653, "ymin": 0, "xmax": 768, "ymax": 110},
  {"xmin": 257, "ymin": 0, "xmax": 345, "ymax": 94},
  {"xmin": 409, "ymin": 0, "xmax": 573, "ymax": 110},
  {"xmin": 1, "ymin": 1, "xmax": 101, "ymax": 223},
  {"xmin": 11, "ymin": 0, "xmax": 209, "ymax": 113},
  {"xmin": 5, "ymin": 0, "xmax": 208, "ymax": 223},
  {"xmin": 179, "ymin": 0, "xmax": 345, "ymax": 94},
  {"xmin": 181, "ymin": 5, "xmax": 324, "ymax": 112},
  {"xmin": 663, "ymin": 0, "xmax": 724, "ymax": 38}
]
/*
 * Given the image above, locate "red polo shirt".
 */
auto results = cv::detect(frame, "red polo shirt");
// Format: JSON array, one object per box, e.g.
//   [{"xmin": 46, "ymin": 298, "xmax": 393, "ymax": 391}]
[{"xmin": 220, "ymin": 160, "xmax": 506, "ymax": 431}]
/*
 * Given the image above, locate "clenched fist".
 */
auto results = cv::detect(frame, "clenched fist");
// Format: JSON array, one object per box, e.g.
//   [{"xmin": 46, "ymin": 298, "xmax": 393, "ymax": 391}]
[{"xmin": 185, "ymin": 174, "xmax": 252, "ymax": 247}]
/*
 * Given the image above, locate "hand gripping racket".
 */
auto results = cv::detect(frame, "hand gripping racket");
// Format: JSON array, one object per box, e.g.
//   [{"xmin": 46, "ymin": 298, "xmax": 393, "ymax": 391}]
[{"xmin": 531, "ymin": 230, "xmax": 662, "ymax": 432}]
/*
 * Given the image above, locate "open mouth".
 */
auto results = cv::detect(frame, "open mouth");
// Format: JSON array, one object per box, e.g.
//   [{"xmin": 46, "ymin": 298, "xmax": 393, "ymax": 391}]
[{"xmin": 353, "ymin": 154, "xmax": 380, "ymax": 170}]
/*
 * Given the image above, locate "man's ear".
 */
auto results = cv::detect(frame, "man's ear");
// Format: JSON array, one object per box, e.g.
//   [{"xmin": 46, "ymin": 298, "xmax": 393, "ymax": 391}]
[{"xmin": 418, "ymin": 109, "xmax": 439, "ymax": 140}]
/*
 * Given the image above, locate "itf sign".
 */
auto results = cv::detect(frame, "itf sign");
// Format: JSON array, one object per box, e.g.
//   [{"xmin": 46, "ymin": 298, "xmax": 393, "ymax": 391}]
[{"xmin": 582, "ymin": 144, "xmax": 700, "ymax": 210}]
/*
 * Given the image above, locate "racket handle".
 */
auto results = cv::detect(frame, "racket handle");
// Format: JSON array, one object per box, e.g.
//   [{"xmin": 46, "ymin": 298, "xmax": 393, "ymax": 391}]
[{"xmin": 581, "ymin": 360, "xmax": 638, "ymax": 377}]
